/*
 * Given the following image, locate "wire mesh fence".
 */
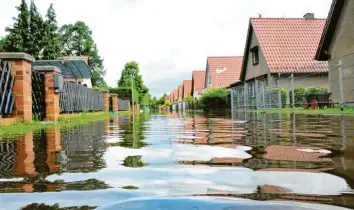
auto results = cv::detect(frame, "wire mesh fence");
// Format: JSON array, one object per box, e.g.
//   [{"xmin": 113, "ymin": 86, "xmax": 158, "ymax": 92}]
[{"xmin": 231, "ymin": 52, "xmax": 354, "ymax": 114}]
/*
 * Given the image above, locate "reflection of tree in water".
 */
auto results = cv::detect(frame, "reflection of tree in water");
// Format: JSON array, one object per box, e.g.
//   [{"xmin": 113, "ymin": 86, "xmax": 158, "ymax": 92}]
[
  {"xmin": 1, "ymin": 178, "xmax": 110, "ymax": 193},
  {"xmin": 123, "ymin": 155, "xmax": 147, "ymax": 168},
  {"xmin": 20, "ymin": 203, "xmax": 95, "ymax": 210},
  {"xmin": 60, "ymin": 122, "xmax": 107, "ymax": 173},
  {"xmin": 119, "ymin": 114, "xmax": 150, "ymax": 149}
]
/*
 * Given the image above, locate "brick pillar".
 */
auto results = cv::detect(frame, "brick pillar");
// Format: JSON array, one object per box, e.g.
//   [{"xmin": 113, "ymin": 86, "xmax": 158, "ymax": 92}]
[
  {"xmin": 101, "ymin": 90, "xmax": 109, "ymax": 113},
  {"xmin": 33, "ymin": 66, "xmax": 61, "ymax": 121},
  {"xmin": 135, "ymin": 104, "xmax": 140, "ymax": 114},
  {"xmin": 0, "ymin": 53, "xmax": 35, "ymax": 122},
  {"xmin": 110, "ymin": 94, "xmax": 118, "ymax": 112},
  {"xmin": 128, "ymin": 100, "xmax": 131, "ymax": 112},
  {"xmin": 46, "ymin": 128, "xmax": 61, "ymax": 173},
  {"xmin": 15, "ymin": 132, "xmax": 36, "ymax": 176}
]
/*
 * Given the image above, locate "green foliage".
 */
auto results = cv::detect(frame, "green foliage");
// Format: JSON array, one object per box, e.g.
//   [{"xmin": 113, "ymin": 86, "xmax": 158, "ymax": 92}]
[
  {"xmin": 305, "ymin": 87, "xmax": 328, "ymax": 95},
  {"xmin": 42, "ymin": 4, "xmax": 61, "ymax": 60},
  {"xmin": 289, "ymin": 88, "xmax": 306, "ymax": 107},
  {"xmin": 118, "ymin": 61, "xmax": 149, "ymax": 103},
  {"xmin": 184, "ymin": 96, "xmax": 194, "ymax": 103},
  {"xmin": 123, "ymin": 155, "xmax": 147, "ymax": 168},
  {"xmin": 108, "ymin": 87, "xmax": 139, "ymax": 104},
  {"xmin": 150, "ymin": 97, "xmax": 159, "ymax": 109},
  {"xmin": 199, "ymin": 88, "xmax": 230, "ymax": 111},
  {"xmin": 0, "ymin": 36, "xmax": 8, "ymax": 52},
  {"xmin": 4, "ymin": 0, "xmax": 31, "ymax": 52},
  {"xmin": 271, "ymin": 88, "xmax": 288, "ymax": 108},
  {"xmin": 158, "ymin": 93, "xmax": 167, "ymax": 105},
  {"xmin": 141, "ymin": 93, "xmax": 151, "ymax": 106},
  {"xmin": 28, "ymin": 1, "xmax": 45, "ymax": 59},
  {"xmin": 59, "ymin": 21, "xmax": 106, "ymax": 87}
]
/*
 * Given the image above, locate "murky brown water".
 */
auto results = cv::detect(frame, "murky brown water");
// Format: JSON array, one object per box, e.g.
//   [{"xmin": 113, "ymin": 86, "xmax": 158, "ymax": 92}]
[{"xmin": 0, "ymin": 112, "xmax": 354, "ymax": 209}]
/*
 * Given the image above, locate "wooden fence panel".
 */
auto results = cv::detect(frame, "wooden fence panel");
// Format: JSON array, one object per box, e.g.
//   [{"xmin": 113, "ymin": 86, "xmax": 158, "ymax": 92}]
[
  {"xmin": 118, "ymin": 99, "xmax": 129, "ymax": 111},
  {"xmin": 59, "ymin": 82, "xmax": 104, "ymax": 113}
]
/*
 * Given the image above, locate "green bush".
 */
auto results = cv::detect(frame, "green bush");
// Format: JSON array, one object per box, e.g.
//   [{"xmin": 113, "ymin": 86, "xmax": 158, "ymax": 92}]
[
  {"xmin": 289, "ymin": 88, "xmax": 306, "ymax": 107},
  {"xmin": 271, "ymin": 88, "xmax": 288, "ymax": 108},
  {"xmin": 109, "ymin": 87, "xmax": 139, "ymax": 104},
  {"xmin": 305, "ymin": 87, "xmax": 328, "ymax": 95},
  {"xmin": 199, "ymin": 88, "xmax": 230, "ymax": 111}
]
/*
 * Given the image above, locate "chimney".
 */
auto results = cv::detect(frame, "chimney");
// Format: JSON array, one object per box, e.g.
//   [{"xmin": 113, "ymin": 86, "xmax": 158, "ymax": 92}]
[
  {"xmin": 303, "ymin": 13, "xmax": 315, "ymax": 19},
  {"xmin": 258, "ymin": 13, "xmax": 262, "ymax": 18}
]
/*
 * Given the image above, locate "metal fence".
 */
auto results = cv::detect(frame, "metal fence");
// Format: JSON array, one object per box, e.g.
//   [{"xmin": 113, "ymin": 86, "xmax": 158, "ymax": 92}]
[
  {"xmin": 59, "ymin": 82, "xmax": 104, "ymax": 113},
  {"xmin": 118, "ymin": 99, "xmax": 129, "ymax": 111},
  {"xmin": 0, "ymin": 59, "xmax": 15, "ymax": 116},
  {"xmin": 232, "ymin": 52, "xmax": 354, "ymax": 113},
  {"xmin": 231, "ymin": 80, "xmax": 282, "ymax": 111}
]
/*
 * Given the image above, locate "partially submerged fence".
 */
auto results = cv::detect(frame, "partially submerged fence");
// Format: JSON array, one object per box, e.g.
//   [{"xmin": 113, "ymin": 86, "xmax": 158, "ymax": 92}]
[
  {"xmin": 0, "ymin": 59, "xmax": 15, "ymax": 116},
  {"xmin": 60, "ymin": 82, "xmax": 104, "ymax": 113}
]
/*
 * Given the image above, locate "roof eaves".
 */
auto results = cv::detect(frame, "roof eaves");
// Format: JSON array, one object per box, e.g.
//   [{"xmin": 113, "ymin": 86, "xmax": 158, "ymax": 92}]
[
  {"xmin": 240, "ymin": 20, "xmax": 253, "ymax": 82},
  {"xmin": 315, "ymin": 0, "xmax": 345, "ymax": 61}
]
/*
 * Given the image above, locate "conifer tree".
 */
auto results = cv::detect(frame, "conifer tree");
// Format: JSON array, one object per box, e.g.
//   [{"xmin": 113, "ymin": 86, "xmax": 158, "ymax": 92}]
[
  {"xmin": 42, "ymin": 3, "xmax": 61, "ymax": 60},
  {"xmin": 28, "ymin": 0, "xmax": 45, "ymax": 59}
]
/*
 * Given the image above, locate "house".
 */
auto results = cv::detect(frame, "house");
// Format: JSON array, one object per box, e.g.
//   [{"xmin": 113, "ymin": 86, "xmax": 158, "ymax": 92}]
[
  {"xmin": 205, "ymin": 56, "xmax": 243, "ymax": 89},
  {"xmin": 174, "ymin": 89, "xmax": 179, "ymax": 102},
  {"xmin": 315, "ymin": 0, "xmax": 354, "ymax": 105},
  {"xmin": 169, "ymin": 91, "xmax": 174, "ymax": 103},
  {"xmin": 183, "ymin": 80, "xmax": 192, "ymax": 98},
  {"xmin": 178, "ymin": 85, "xmax": 183, "ymax": 101},
  {"xmin": 33, "ymin": 56, "xmax": 93, "ymax": 88},
  {"xmin": 230, "ymin": 14, "xmax": 329, "ymax": 108},
  {"xmin": 191, "ymin": 71, "xmax": 206, "ymax": 99}
]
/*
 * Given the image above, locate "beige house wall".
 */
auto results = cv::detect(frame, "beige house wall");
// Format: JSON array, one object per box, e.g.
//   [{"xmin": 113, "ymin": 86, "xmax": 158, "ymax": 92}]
[
  {"xmin": 245, "ymin": 30, "xmax": 269, "ymax": 80},
  {"xmin": 328, "ymin": 0, "xmax": 354, "ymax": 104}
]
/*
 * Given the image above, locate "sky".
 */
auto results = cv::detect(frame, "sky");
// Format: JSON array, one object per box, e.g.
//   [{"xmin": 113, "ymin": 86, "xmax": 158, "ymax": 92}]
[{"xmin": 0, "ymin": 0, "xmax": 332, "ymax": 97}]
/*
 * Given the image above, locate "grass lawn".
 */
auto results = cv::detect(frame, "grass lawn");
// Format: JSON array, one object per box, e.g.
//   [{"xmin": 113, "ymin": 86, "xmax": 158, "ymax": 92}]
[
  {"xmin": 253, "ymin": 107, "xmax": 354, "ymax": 115},
  {"xmin": 0, "ymin": 111, "xmax": 129, "ymax": 138}
]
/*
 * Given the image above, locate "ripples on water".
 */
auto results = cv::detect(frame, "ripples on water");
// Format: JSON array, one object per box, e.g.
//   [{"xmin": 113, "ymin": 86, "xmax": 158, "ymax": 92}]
[{"xmin": 0, "ymin": 111, "xmax": 354, "ymax": 209}]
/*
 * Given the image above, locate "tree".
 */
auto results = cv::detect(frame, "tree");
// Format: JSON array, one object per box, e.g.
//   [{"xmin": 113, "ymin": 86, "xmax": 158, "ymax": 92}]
[
  {"xmin": 28, "ymin": 0, "xmax": 45, "ymax": 59},
  {"xmin": 150, "ymin": 97, "xmax": 159, "ymax": 109},
  {"xmin": 42, "ymin": 4, "xmax": 61, "ymax": 60},
  {"xmin": 4, "ymin": 0, "xmax": 31, "ymax": 52},
  {"xmin": 117, "ymin": 61, "xmax": 149, "ymax": 102},
  {"xmin": 0, "ymin": 37, "xmax": 8, "ymax": 52},
  {"xmin": 59, "ymin": 21, "xmax": 107, "ymax": 87},
  {"xmin": 158, "ymin": 93, "xmax": 167, "ymax": 105}
]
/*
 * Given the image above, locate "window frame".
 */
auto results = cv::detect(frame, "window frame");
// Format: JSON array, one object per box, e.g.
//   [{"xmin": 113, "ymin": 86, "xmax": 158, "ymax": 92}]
[{"xmin": 250, "ymin": 46, "xmax": 259, "ymax": 65}]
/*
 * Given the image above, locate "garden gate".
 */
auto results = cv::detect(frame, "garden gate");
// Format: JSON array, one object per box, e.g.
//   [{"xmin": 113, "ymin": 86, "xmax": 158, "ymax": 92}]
[
  {"xmin": 32, "ymin": 70, "xmax": 46, "ymax": 120},
  {"xmin": 0, "ymin": 60, "xmax": 16, "ymax": 116}
]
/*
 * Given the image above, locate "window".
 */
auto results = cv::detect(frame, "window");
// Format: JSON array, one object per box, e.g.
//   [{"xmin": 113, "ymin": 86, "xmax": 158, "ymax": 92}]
[{"xmin": 250, "ymin": 46, "xmax": 259, "ymax": 65}]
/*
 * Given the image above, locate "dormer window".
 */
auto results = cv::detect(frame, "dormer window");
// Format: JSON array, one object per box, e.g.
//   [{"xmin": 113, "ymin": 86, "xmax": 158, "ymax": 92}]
[{"xmin": 250, "ymin": 46, "xmax": 259, "ymax": 65}]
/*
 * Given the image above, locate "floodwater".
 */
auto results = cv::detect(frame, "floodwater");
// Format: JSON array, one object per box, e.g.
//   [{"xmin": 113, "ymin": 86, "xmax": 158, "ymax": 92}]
[{"xmin": 0, "ymin": 112, "xmax": 354, "ymax": 209}]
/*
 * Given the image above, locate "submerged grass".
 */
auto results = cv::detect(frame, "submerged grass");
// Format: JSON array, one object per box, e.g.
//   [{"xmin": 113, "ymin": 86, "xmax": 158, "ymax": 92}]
[
  {"xmin": 0, "ymin": 111, "xmax": 129, "ymax": 138},
  {"xmin": 253, "ymin": 107, "xmax": 354, "ymax": 116}
]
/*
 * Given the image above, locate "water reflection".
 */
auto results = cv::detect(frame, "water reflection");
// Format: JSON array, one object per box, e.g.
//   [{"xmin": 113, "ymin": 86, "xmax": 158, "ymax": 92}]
[{"xmin": 0, "ymin": 112, "xmax": 354, "ymax": 209}]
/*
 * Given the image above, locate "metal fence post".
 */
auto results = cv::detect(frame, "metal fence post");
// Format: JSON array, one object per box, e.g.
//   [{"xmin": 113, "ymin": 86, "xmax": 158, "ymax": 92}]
[
  {"xmin": 231, "ymin": 88, "xmax": 234, "ymax": 113},
  {"xmin": 339, "ymin": 60, "xmax": 344, "ymax": 114},
  {"xmin": 291, "ymin": 73, "xmax": 295, "ymax": 109},
  {"xmin": 244, "ymin": 83, "xmax": 247, "ymax": 111},
  {"xmin": 261, "ymin": 80, "xmax": 265, "ymax": 109}
]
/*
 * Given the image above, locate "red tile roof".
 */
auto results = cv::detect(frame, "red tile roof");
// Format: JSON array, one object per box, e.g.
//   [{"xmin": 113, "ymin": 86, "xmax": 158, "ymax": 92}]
[
  {"xmin": 178, "ymin": 85, "xmax": 183, "ymax": 99},
  {"xmin": 250, "ymin": 18, "xmax": 328, "ymax": 73},
  {"xmin": 183, "ymin": 80, "xmax": 192, "ymax": 98},
  {"xmin": 192, "ymin": 71, "xmax": 206, "ymax": 95},
  {"xmin": 207, "ymin": 56, "xmax": 243, "ymax": 88},
  {"xmin": 169, "ymin": 91, "xmax": 174, "ymax": 102},
  {"xmin": 173, "ymin": 89, "xmax": 178, "ymax": 101}
]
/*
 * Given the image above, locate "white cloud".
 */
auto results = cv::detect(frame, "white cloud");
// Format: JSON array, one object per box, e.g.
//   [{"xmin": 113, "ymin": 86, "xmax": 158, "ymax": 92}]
[{"xmin": 0, "ymin": 0, "xmax": 332, "ymax": 96}]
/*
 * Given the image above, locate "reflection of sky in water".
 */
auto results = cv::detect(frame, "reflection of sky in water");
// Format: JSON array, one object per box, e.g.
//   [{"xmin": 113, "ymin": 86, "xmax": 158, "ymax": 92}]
[{"xmin": 1, "ymin": 114, "xmax": 354, "ymax": 210}]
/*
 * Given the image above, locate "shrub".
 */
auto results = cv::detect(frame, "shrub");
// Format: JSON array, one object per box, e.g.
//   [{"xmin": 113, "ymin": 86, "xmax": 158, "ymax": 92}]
[
  {"xmin": 199, "ymin": 88, "xmax": 230, "ymax": 111},
  {"xmin": 289, "ymin": 88, "xmax": 306, "ymax": 107},
  {"xmin": 305, "ymin": 87, "xmax": 328, "ymax": 95},
  {"xmin": 109, "ymin": 87, "xmax": 139, "ymax": 104}
]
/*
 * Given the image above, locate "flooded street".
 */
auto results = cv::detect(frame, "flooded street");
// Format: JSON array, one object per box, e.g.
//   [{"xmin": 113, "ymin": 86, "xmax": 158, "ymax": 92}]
[{"xmin": 1, "ymin": 112, "xmax": 354, "ymax": 209}]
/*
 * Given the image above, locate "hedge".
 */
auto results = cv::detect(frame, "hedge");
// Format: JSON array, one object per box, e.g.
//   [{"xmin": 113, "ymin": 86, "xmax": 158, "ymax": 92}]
[{"xmin": 199, "ymin": 88, "xmax": 230, "ymax": 111}]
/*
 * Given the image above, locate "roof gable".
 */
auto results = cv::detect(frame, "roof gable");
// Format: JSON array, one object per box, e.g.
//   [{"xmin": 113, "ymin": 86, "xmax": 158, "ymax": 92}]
[
  {"xmin": 316, "ymin": 0, "xmax": 345, "ymax": 61},
  {"xmin": 241, "ymin": 18, "xmax": 328, "ymax": 81},
  {"xmin": 192, "ymin": 71, "xmax": 206, "ymax": 94},
  {"xmin": 183, "ymin": 80, "xmax": 192, "ymax": 97},
  {"xmin": 207, "ymin": 56, "xmax": 243, "ymax": 88}
]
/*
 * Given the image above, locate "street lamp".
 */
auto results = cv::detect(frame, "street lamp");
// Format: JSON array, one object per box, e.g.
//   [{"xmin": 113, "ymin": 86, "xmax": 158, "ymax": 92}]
[{"xmin": 130, "ymin": 69, "xmax": 136, "ymax": 115}]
